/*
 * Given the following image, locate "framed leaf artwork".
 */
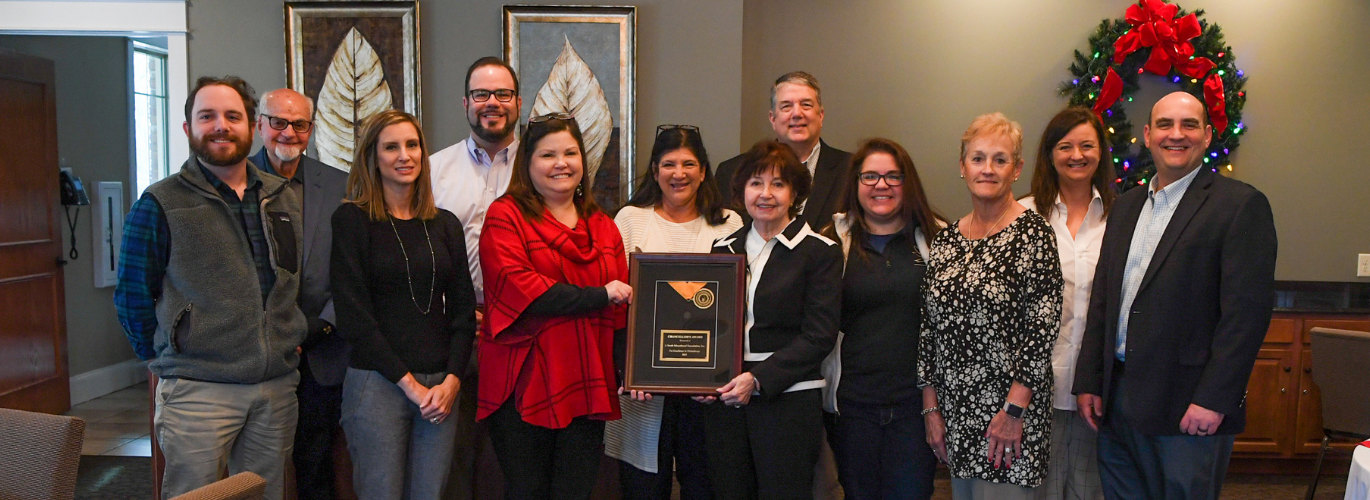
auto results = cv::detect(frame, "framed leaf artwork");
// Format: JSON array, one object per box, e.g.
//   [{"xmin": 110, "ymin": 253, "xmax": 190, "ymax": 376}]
[
  {"xmin": 504, "ymin": 5, "xmax": 636, "ymax": 212},
  {"xmin": 285, "ymin": 1, "xmax": 419, "ymax": 172}
]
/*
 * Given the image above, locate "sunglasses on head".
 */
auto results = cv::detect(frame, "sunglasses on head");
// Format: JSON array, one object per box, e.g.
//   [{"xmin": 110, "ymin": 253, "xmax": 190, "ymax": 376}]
[{"xmin": 528, "ymin": 112, "xmax": 575, "ymax": 124}]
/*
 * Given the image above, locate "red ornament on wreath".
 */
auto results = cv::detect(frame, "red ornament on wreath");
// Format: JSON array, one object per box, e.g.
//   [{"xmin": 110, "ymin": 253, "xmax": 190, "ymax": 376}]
[{"xmin": 1060, "ymin": 0, "xmax": 1248, "ymax": 191}]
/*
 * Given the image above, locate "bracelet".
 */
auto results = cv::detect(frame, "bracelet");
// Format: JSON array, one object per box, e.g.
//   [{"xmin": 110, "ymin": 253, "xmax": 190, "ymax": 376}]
[{"xmin": 921, "ymin": 406, "xmax": 940, "ymax": 416}]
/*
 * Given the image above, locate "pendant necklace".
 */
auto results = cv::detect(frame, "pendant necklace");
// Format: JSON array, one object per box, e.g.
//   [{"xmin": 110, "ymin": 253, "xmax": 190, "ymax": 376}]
[{"xmin": 388, "ymin": 215, "xmax": 436, "ymax": 314}]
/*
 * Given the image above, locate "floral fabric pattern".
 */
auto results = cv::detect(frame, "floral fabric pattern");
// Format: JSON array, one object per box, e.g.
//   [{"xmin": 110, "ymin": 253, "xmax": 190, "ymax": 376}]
[{"xmin": 918, "ymin": 210, "xmax": 1063, "ymax": 487}]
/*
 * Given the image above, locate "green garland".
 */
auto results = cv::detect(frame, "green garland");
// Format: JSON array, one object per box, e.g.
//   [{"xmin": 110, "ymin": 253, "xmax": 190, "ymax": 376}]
[{"xmin": 1059, "ymin": 3, "xmax": 1248, "ymax": 191}]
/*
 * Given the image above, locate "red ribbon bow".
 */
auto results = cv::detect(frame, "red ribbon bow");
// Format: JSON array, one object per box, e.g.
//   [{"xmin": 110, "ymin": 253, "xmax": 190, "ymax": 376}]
[
  {"xmin": 1113, "ymin": 0, "xmax": 1215, "ymax": 79},
  {"xmin": 1203, "ymin": 73, "xmax": 1228, "ymax": 136}
]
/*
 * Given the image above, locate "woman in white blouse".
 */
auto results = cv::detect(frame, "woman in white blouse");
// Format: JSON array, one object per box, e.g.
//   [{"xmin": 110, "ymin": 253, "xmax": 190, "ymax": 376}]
[
  {"xmin": 1018, "ymin": 107, "xmax": 1117, "ymax": 500},
  {"xmin": 607, "ymin": 124, "xmax": 742, "ymax": 500}
]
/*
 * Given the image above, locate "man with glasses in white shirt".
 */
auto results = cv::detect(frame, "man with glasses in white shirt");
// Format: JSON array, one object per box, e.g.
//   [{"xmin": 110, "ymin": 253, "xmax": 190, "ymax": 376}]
[{"xmin": 429, "ymin": 56, "xmax": 523, "ymax": 499}]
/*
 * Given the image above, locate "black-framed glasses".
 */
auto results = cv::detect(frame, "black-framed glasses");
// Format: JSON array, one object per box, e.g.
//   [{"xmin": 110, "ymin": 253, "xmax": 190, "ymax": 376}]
[
  {"xmin": 468, "ymin": 89, "xmax": 517, "ymax": 102},
  {"xmin": 656, "ymin": 124, "xmax": 700, "ymax": 136},
  {"xmin": 858, "ymin": 172, "xmax": 905, "ymax": 186},
  {"xmin": 260, "ymin": 114, "xmax": 313, "ymax": 133},
  {"xmin": 528, "ymin": 112, "xmax": 575, "ymax": 123}
]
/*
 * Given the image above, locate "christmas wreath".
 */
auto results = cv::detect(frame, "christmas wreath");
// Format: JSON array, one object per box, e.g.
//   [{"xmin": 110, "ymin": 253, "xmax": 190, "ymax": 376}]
[{"xmin": 1060, "ymin": 0, "xmax": 1247, "ymax": 190}]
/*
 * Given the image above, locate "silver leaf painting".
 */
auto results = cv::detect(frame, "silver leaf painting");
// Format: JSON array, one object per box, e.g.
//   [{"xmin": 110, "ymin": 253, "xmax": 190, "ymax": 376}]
[
  {"xmin": 505, "ymin": 6, "xmax": 636, "ymax": 212},
  {"xmin": 286, "ymin": 2, "xmax": 419, "ymax": 172}
]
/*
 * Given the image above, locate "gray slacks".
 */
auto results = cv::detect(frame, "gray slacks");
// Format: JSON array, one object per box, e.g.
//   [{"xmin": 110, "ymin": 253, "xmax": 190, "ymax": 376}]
[
  {"xmin": 341, "ymin": 368, "xmax": 460, "ymax": 500},
  {"xmin": 1035, "ymin": 409, "xmax": 1104, "ymax": 500},
  {"xmin": 154, "ymin": 371, "xmax": 300, "ymax": 500}
]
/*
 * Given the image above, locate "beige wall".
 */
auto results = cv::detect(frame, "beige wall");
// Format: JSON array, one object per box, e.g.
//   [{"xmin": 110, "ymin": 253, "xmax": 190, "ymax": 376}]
[
  {"xmin": 186, "ymin": 0, "xmax": 744, "ymax": 187},
  {"xmin": 740, "ymin": 0, "xmax": 1370, "ymax": 282}
]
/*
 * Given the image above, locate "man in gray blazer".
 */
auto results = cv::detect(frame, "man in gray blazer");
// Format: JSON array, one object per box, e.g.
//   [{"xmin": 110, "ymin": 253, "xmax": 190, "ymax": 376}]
[{"xmin": 250, "ymin": 88, "xmax": 349, "ymax": 500}]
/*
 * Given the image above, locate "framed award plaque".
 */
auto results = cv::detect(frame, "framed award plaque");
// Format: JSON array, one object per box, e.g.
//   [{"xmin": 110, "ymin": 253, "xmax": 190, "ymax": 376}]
[{"xmin": 624, "ymin": 253, "xmax": 745, "ymax": 394}]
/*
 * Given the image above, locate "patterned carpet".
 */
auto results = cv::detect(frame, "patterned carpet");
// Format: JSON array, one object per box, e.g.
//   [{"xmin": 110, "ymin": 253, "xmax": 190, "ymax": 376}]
[{"xmin": 75, "ymin": 455, "xmax": 152, "ymax": 499}]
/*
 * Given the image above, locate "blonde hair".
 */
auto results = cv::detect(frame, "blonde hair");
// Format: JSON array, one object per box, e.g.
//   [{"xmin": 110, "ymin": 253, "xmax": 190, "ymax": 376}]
[
  {"xmin": 344, "ymin": 110, "xmax": 438, "ymax": 221},
  {"xmin": 959, "ymin": 112, "xmax": 1024, "ymax": 162}
]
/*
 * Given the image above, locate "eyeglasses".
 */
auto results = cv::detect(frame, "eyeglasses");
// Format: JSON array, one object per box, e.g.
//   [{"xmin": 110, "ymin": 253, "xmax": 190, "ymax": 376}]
[
  {"xmin": 656, "ymin": 124, "xmax": 700, "ymax": 136},
  {"xmin": 528, "ymin": 112, "xmax": 575, "ymax": 123},
  {"xmin": 260, "ymin": 114, "xmax": 313, "ymax": 133},
  {"xmin": 468, "ymin": 89, "xmax": 517, "ymax": 103},
  {"xmin": 858, "ymin": 172, "xmax": 905, "ymax": 186}
]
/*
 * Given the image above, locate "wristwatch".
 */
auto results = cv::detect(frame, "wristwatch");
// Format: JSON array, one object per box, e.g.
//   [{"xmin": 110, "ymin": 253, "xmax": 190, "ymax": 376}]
[{"xmin": 1003, "ymin": 401, "xmax": 1025, "ymax": 419}]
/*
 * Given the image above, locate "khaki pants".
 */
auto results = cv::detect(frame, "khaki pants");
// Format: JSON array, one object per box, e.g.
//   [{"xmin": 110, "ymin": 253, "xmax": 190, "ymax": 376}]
[{"xmin": 155, "ymin": 371, "xmax": 300, "ymax": 500}]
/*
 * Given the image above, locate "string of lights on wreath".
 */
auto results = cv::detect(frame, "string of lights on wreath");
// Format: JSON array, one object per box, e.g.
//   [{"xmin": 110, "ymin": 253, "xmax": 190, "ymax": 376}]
[{"xmin": 1059, "ymin": 0, "xmax": 1247, "ymax": 191}]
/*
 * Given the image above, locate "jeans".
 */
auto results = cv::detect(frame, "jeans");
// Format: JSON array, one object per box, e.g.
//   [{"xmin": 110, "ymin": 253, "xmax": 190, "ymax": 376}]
[
  {"xmin": 831, "ymin": 400, "xmax": 938, "ymax": 500},
  {"xmin": 341, "ymin": 368, "xmax": 459, "ymax": 500}
]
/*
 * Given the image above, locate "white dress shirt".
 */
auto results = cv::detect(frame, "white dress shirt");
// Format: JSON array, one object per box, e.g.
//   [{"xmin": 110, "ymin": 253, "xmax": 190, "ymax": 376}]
[
  {"xmin": 1020, "ymin": 190, "xmax": 1106, "ymax": 410},
  {"xmin": 429, "ymin": 136, "xmax": 518, "ymax": 304},
  {"xmin": 1117, "ymin": 166, "xmax": 1202, "ymax": 361},
  {"xmin": 796, "ymin": 142, "xmax": 821, "ymax": 215}
]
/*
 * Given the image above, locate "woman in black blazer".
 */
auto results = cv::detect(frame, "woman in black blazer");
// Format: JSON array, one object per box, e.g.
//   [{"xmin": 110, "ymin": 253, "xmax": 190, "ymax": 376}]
[{"xmin": 701, "ymin": 139, "xmax": 842, "ymax": 500}]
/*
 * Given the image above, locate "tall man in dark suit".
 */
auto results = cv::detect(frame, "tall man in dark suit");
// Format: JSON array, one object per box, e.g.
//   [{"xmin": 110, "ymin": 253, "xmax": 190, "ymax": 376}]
[
  {"xmin": 1073, "ymin": 91, "xmax": 1277, "ymax": 500},
  {"xmin": 716, "ymin": 71, "xmax": 851, "ymax": 230},
  {"xmin": 250, "ymin": 88, "xmax": 349, "ymax": 500}
]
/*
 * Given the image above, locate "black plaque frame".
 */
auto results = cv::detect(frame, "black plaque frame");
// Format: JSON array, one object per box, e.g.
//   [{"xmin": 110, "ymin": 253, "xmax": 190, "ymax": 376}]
[{"xmin": 625, "ymin": 253, "xmax": 745, "ymax": 394}]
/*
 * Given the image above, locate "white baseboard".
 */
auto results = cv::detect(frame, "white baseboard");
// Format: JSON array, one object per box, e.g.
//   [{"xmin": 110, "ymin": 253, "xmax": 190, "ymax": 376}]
[{"xmin": 70, "ymin": 359, "xmax": 148, "ymax": 405}]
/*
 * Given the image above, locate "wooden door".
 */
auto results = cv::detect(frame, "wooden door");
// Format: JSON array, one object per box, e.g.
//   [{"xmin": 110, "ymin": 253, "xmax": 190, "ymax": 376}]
[
  {"xmin": 1233, "ymin": 346, "xmax": 1297, "ymax": 455},
  {"xmin": 0, "ymin": 50, "xmax": 70, "ymax": 414}
]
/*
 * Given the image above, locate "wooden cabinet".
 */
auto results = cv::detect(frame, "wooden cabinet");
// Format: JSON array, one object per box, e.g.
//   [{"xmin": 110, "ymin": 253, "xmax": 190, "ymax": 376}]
[{"xmin": 1233, "ymin": 313, "xmax": 1368, "ymax": 458}]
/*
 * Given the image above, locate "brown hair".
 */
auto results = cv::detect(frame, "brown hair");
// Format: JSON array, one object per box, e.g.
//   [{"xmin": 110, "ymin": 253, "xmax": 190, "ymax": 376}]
[
  {"xmin": 344, "ymin": 110, "xmax": 438, "ymax": 221},
  {"xmin": 1029, "ymin": 107, "xmax": 1117, "ymax": 218},
  {"xmin": 503, "ymin": 115, "xmax": 601, "ymax": 221},
  {"xmin": 185, "ymin": 75, "xmax": 257, "ymax": 124},
  {"xmin": 829, "ymin": 138, "xmax": 945, "ymax": 249},
  {"xmin": 464, "ymin": 56, "xmax": 519, "ymax": 96},
  {"xmin": 730, "ymin": 140, "xmax": 811, "ymax": 219}
]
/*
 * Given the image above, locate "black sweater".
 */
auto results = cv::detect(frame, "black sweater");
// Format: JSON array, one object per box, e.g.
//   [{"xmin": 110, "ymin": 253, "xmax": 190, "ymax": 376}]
[
  {"xmin": 838, "ymin": 232, "xmax": 926, "ymax": 405},
  {"xmin": 330, "ymin": 204, "xmax": 477, "ymax": 383}
]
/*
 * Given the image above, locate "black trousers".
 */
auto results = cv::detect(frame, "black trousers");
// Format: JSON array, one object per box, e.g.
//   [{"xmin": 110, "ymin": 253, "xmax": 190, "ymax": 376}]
[
  {"xmin": 486, "ymin": 398, "xmax": 606, "ymax": 500},
  {"xmin": 292, "ymin": 358, "xmax": 343, "ymax": 500},
  {"xmin": 702, "ymin": 388, "xmax": 824, "ymax": 500},
  {"xmin": 1098, "ymin": 362, "xmax": 1234, "ymax": 500},
  {"xmin": 618, "ymin": 395, "xmax": 714, "ymax": 500}
]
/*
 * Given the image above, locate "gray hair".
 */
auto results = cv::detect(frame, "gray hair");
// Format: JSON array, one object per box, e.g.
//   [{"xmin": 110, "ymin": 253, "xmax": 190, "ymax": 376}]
[{"xmin": 769, "ymin": 71, "xmax": 822, "ymax": 110}]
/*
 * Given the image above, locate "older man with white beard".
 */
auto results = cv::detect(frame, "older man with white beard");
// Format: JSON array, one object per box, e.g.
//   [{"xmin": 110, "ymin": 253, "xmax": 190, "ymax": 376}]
[
  {"xmin": 248, "ymin": 88, "xmax": 349, "ymax": 500},
  {"xmin": 428, "ymin": 56, "xmax": 523, "ymax": 500}
]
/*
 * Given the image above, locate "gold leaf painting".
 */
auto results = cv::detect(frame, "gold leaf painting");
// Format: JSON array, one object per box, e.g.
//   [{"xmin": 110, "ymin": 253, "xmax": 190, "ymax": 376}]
[
  {"xmin": 529, "ymin": 37, "xmax": 614, "ymax": 184},
  {"xmin": 314, "ymin": 27, "xmax": 393, "ymax": 172}
]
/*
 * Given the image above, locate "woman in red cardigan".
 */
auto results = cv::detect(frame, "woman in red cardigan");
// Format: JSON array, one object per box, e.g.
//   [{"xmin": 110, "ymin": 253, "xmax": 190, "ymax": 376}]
[{"xmin": 477, "ymin": 113, "xmax": 632, "ymax": 499}]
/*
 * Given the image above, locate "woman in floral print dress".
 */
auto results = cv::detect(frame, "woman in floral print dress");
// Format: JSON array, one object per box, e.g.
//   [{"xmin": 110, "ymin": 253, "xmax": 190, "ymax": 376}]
[{"xmin": 918, "ymin": 112, "xmax": 1063, "ymax": 500}]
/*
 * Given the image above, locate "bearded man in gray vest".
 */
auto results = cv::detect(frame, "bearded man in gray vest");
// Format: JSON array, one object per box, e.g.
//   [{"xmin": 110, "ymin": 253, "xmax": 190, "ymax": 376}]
[{"xmin": 116, "ymin": 76, "xmax": 306, "ymax": 500}]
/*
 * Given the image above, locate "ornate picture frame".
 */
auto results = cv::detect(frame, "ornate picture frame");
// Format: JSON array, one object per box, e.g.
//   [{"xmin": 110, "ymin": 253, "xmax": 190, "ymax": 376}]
[
  {"xmin": 285, "ymin": 1, "xmax": 420, "ymax": 172},
  {"xmin": 503, "ymin": 5, "xmax": 636, "ymax": 212}
]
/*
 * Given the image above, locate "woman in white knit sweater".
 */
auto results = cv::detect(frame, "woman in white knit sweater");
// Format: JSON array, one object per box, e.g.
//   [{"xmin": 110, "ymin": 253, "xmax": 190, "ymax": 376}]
[{"xmin": 607, "ymin": 124, "xmax": 742, "ymax": 500}]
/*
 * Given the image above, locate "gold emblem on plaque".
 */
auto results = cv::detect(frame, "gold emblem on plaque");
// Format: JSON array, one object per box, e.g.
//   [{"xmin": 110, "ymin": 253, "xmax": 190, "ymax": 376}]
[
  {"xmin": 692, "ymin": 288, "xmax": 714, "ymax": 309},
  {"xmin": 667, "ymin": 282, "xmax": 715, "ymax": 310}
]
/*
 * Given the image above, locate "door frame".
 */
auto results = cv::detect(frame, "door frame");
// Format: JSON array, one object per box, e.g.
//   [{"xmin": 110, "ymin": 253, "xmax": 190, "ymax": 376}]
[{"xmin": 1, "ymin": 0, "xmax": 191, "ymax": 170}]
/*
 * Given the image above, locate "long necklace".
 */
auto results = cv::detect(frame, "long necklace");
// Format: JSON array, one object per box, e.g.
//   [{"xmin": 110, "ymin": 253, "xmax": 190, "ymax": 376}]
[
  {"xmin": 964, "ymin": 208, "xmax": 1009, "ymax": 265},
  {"xmin": 388, "ymin": 215, "xmax": 436, "ymax": 315}
]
